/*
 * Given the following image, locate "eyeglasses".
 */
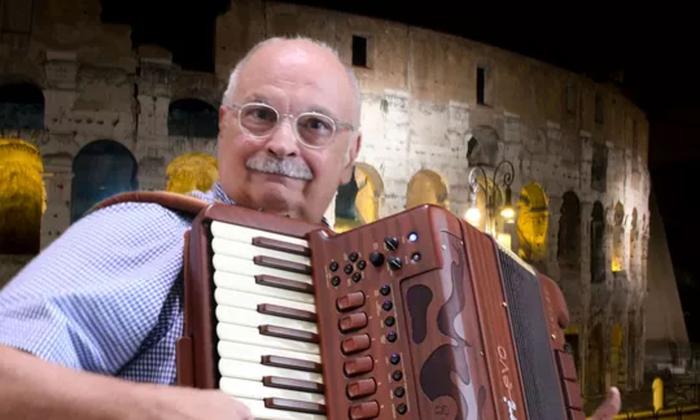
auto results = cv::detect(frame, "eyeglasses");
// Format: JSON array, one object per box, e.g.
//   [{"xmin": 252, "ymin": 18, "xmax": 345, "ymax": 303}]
[{"xmin": 225, "ymin": 102, "xmax": 355, "ymax": 149}]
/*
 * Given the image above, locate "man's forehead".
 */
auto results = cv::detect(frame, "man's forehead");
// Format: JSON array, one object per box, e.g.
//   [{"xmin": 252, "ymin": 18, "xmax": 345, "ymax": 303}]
[{"xmin": 234, "ymin": 42, "xmax": 354, "ymax": 116}]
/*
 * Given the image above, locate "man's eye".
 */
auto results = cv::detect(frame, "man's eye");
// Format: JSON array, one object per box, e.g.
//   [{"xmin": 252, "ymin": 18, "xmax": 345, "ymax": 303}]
[
  {"xmin": 249, "ymin": 107, "xmax": 276, "ymax": 122},
  {"xmin": 300, "ymin": 116, "xmax": 332, "ymax": 133}
]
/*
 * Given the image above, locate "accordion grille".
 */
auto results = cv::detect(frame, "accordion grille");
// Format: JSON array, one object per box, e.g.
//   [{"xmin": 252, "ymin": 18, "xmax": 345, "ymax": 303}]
[{"xmin": 497, "ymin": 248, "xmax": 565, "ymax": 420}]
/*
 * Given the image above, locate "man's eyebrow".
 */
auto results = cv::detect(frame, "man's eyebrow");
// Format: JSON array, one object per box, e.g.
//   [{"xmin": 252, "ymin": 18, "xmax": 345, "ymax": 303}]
[
  {"xmin": 306, "ymin": 105, "xmax": 337, "ymax": 118},
  {"xmin": 245, "ymin": 94, "xmax": 271, "ymax": 104}
]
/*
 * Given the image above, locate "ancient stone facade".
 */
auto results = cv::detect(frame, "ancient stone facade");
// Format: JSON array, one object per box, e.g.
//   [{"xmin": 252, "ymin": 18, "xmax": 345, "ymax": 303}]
[{"xmin": 0, "ymin": 0, "xmax": 652, "ymax": 397}]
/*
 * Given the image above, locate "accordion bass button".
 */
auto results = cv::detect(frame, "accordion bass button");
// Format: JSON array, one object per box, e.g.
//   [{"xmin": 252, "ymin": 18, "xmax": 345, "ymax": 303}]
[
  {"xmin": 349, "ymin": 401, "xmax": 380, "ymax": 419},
  {"xmin": 346, "ymin": 378, "xmax": 377, "ymax": 399},
  {"xmin": 343, "ymin": 356, "xmax": 374, "ymax": 376},
  {"xmin": 341, "ymin": 334, "xmax": 371, "ymax": 354},
  {"xmin": 336, "ymin": 292, "xmax": 366, "ymax": 311},
  {"xmin": 339, "ymin": 313, "xmax": 369, "ymax": 332}
]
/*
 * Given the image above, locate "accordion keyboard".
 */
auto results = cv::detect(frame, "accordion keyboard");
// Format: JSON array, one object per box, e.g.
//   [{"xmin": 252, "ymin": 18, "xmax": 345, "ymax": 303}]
[{"xmin": 210, "ymin": 220, "xmax": 327, "ymax": 420}]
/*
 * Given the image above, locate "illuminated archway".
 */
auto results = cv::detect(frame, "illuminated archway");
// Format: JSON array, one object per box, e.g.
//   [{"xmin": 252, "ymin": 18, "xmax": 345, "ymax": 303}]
[
  {"xmin": 166, "ymin": 152, "xmax": 218, "ymax": 194},
  {"xmin": 611, "ymin": 202, "xmax": 625, "ymax": 272},
  {"xmin": 516, "ymin": 182, "xmax": 549, "ymax": 262},
  {"xmin": 71, "ymin": 140, "xmax": 138, "ymax": 222},
  {"xmin": 405, "ymin": 169, "xmax": 448, "ymax": 209},
  {"xmin": 334, "ymin": 163, "xmax": 384, "ymax": 232},
  {"xmin": 0, "ymin": 139, "xmax": 46, "ymax": 254}
]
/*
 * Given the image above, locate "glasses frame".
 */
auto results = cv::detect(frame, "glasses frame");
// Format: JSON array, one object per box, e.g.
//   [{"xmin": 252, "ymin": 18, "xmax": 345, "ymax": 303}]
[{"xmin": 225, "ymin": 102, "xmax": 356, "ymax": 149}]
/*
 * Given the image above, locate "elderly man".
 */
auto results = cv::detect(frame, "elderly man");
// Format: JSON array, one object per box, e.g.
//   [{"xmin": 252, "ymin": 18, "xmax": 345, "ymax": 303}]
[{"xmin": 0, "ymin": 37, "xmax": 619, "ymax": 419}]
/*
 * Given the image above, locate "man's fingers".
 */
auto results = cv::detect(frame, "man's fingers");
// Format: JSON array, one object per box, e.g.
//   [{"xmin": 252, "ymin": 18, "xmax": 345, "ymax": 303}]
[{"xmin": 591, "ymin": 386, "xmax": 621, "ymax": 420}]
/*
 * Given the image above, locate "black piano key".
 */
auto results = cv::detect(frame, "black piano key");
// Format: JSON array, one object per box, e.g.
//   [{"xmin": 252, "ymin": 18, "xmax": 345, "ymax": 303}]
[
  {"xmin": 255, "ymin": 274, "xmax": 315, "ymax": 295},
  {"xmin": 251, "ymin": 236, "xmax": 311, "ymax": 257},
  {"xmin": 253, "ymin": 255, "xmax": 312, "ymax": 275},
  {"xmin": 259, "ymin": 324, "xmax": 319, "ymax": 344},
  {"xmin": 261, "ymin": 355, "xmax": 323, "ymax": 373},
  {"xmin": 264, "ymin": 397, "xmax": 326, "ymax": 415},
  {"xmin": 263, "ymin": 376, "xmax": 324, "ymax": 394},
  {"xmin": 257, "ymin": 303, "xmax": 317, "ymax": 322}
]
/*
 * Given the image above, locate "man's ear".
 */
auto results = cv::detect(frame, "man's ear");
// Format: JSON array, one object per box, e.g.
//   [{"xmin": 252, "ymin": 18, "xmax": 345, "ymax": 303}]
[
  {"xmin": 340, "ymin": 133, "xmax": 362, "ymax": 184},
  {"xmin": 219, "ymin": 106, "xmax": 230, "ymax": 131}
]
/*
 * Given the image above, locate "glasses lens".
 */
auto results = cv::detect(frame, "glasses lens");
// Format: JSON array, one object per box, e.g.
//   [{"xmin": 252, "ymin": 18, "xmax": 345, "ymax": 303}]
[
  {"xmin": 239, "ymin": 104, "xmax": 277, "ymax": 135},
  {"xmin": 296, "ymin": 113, "xmax": 335, "ymax": 147}
]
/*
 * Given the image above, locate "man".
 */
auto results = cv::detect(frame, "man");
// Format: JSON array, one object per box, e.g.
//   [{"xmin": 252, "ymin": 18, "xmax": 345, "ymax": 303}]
[{"xmin": 0, "ymin": 36, "xmax": 619, "ymax": 419}]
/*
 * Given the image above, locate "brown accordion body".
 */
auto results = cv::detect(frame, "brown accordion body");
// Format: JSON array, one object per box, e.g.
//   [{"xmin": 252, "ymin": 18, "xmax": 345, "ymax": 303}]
[{"xmin": 177, "ymin": 202, "xmax": 584, "ymax": 420}]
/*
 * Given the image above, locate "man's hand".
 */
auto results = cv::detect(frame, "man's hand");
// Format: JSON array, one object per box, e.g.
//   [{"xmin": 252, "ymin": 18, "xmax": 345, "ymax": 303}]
[
  {"xmin": 590, "ymin": 387, "xmax": 621, "ymax": 420},
  {"xmin": 155, "ymin": 386, "xmax": 253, "ymax": 420}
]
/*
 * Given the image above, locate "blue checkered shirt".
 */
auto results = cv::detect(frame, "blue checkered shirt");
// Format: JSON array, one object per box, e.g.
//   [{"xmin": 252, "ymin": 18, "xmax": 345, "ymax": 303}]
[{"xmin": 0, "ymin": 183, "xmax": 234, "ymax": 384}]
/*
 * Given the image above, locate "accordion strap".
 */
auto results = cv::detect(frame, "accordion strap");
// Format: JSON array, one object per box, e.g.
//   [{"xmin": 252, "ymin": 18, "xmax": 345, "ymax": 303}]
[{"xmin": 89, "ymin": 191, "xmax": 209, "ymax": 217}]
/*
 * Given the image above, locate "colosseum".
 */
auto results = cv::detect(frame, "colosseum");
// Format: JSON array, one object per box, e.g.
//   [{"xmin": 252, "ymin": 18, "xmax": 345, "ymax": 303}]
[{"xmin": 1, "ymin": 0, "xmax": 683, "ymax": 411}]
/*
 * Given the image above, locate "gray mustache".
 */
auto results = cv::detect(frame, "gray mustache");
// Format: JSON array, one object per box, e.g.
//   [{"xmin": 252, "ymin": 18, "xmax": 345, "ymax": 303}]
[{"xmin": 246, "ymin": 155, "xmax": 314, "ymax": 181}]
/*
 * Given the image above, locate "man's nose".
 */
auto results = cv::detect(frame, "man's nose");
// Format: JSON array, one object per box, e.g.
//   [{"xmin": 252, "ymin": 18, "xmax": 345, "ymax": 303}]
[{"xmin": 265, "ymin": 117, "xmax": 299, "ymax": 158}]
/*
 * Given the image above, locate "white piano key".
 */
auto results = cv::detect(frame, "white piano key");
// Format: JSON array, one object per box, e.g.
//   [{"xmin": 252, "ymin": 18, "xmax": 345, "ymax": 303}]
[
  {"xmin": 219, "ymin": 358, "xmax": 323, "ymax": 383},
  {"xmin": 217, "ymin": 323, "xmax": 319, "ymax": 355},
  {"xmin": 213, "ymin": 254, "xmax": 312, "ymax": 284},
  {"xmin": 234, "ymin": 397, "xmax": 327, "ymax": 420},
  {"xmin": 214, "ymin": 271, "xmax": 315, "ymax": 305},
  {"xmin": 212, "ymin": 236, "xmax": 311, "ymax": 265},
  {"xmin": 211, "ymin": 221, "xmax": 309, "ymax": 248},
  {"xmin": 215, "ymin": 288, "xmax": 316, "ymax": 313},
  {"xmin": 220, "ymin": 377, "xmax": 324, "ymax": 404},
  {"xmin": 218, "ymin": 341, "xmax": 321, "ymax": 364},
  {"xmin": 216, "ymin": 306, "xmax": 318, "ymax": 334}
]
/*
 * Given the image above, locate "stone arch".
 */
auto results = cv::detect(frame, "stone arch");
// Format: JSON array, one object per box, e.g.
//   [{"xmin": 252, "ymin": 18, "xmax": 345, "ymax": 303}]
[
  {"xmin": 629, "ymin": 208, "xmax": 639, "ymax": 278},
  {"xmin": 590, "ymin": 201, "xmax": 606, "ymax": 284},
  {"xmin": 611, "ymin": 202, "xmax": 625, "ymax": 273},
  {"xmin": 586, "ymin": 324, "xmax": 605, "ymax": 396},
  {"xmin": 0, "ymin": 139, "xmax": 45, "ymax": 254},
  {"xmin": 466, "ymin": 125, "xmax": 500, "ymax": 166},
  {"xmin": 71, "ymin": 140, "xmax": 138, "ymax": 222},
  {"xmin": 168, "ymin": 98, "xmax": 218, "ymax": 138},
  {"xmin": 405, "ymin": 169, "xmax": 448, "ymax": 209},
  {"xmin": 557, "ymin": 191, "xmax": 581, "ymax": 274},
  {"xmin": 166, "ymin": 152, "xmax": 218, "ymax": 194},
  {"xmin": 335, "ymin": 163, "xmax": 384, "ymax": 232},
  {"xmin": 0, "ymin": 81, "xmax": 44, "ymax": 130},
  {"xmin": 516, "ymin": 182, "xmax": 549, "ymax": 263}
]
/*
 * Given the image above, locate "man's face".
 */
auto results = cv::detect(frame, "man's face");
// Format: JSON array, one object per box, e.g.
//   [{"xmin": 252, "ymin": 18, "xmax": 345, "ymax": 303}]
[{"xmin": 217, "ymin": 41, "xmax": 360, "ymax": 223}]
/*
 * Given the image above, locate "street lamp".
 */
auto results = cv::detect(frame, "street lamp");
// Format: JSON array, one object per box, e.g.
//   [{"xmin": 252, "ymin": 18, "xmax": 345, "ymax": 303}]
[{"xmin": 465, "ymin": 160, "xmax": 516, "ymax": 237}]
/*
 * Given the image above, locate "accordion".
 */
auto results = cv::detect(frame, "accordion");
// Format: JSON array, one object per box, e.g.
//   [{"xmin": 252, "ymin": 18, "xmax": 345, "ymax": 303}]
[{"xmin": 176, "ymin": 203, "xmax": 584, "ymax": 420}]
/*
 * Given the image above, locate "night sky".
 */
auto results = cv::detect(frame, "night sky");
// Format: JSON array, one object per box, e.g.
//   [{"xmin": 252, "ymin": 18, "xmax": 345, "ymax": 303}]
[{"xmin": 101, "ymin": 1, "xmax": 700, "ymax": 339}]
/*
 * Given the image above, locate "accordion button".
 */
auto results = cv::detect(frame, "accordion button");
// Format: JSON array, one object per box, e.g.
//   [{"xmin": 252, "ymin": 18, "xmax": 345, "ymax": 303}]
[
  {"xmin": 357, "ymin": 260, "xmax": 367, "ymax": 270},
  {"xmin": 347, "ymin": 378, "xmax": 377, "ymax": 399},
  {"xmin": 339, "ymin": 312, "xmax": 369, "ymax": 332},
  {"xmin": 344, "ymin": 264, "xmax": 354, "ymax": 275},
  {"xmin": 388, "ymin": 256, "xmax": 402, "ymax": 270},
  {"xmin": 344, "ymin": 356, "xmax": 374, "ymax": 376},
  {"xmin": 337, "ymin": 292, "xmax": 366, "ymax": 311},
  {"xmin": 341, "ymin": 334, "xmax": 371, "ymax": 354},
  {"xmin": 349, "ymin": 401, "xmax": 380, "ymax": 419},
  {"xmin": 369, "ymin": 252, "xmax": 385, "ymax": 267},
  {"xmin": 329, "ymin": 261, "xmax": 339, "ymax": 272},
  {"xmin": 384, "ymin": 236, "xmax": 399, "ymax": 251},
  {"xmin": 349, "ymin": 252, "xmax": 359, "ymax": 262}
]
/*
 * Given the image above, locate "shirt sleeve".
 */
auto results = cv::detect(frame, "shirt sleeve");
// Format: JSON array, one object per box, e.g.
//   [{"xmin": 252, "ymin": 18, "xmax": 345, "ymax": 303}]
[{"xmin": 0, "ymin": 201, "xmax": 192, "ymax": 374}]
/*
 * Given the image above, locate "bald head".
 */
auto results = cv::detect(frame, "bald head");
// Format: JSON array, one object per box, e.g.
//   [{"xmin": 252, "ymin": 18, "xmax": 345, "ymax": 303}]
[{"xmin": 222, "ymin": 36, "xmax": 361, "ymax": 126}]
